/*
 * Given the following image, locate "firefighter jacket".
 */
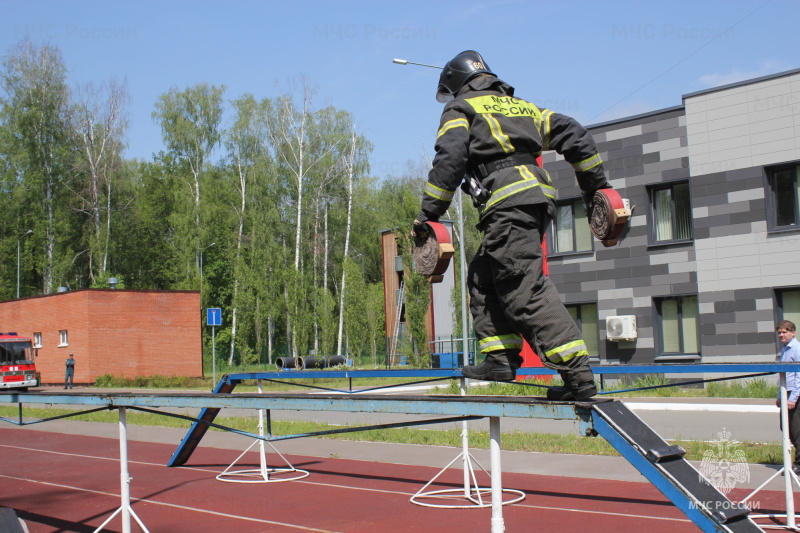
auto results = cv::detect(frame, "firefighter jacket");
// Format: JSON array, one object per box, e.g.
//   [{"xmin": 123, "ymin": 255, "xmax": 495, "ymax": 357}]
[{"xmin": 420, "ymin": 75, "xmax": 609, "ymax": 222}]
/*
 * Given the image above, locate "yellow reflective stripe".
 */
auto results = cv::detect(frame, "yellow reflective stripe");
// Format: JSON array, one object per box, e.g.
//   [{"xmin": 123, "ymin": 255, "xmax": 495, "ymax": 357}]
[
  {"xmin": 437, "ymin": 118, "xmax": 469, "ymax": 138},
  {"xmin": 484, "ymin": 114, "xmax": 513, "ymax": 153},
  {"xmin": 517, "ymin": 164, "xmax": 554, "ymax": 188},
  {"xmin": 478, "ymin": 335, "xmax": 523, "ymax": 353},
  {"xmin": 541, "ymin": 109, "xmax": 554, "ymax": 150},
  {"xmin": 545, "ymin": 340, "xmax": 589, "ymax": 363},
  {"xmin": 424, "ymin": 182, "xmax": 455, "ymax": 201},
  {"xmin": 571, "ymin": 153, "xmax": 603, "ymax": 172}
]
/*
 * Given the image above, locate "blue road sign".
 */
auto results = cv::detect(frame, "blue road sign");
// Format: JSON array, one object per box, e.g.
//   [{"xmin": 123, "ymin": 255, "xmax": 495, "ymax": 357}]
[{"xmin": 207, "ymin": 308, "xmax": 222, "ymax": 326}]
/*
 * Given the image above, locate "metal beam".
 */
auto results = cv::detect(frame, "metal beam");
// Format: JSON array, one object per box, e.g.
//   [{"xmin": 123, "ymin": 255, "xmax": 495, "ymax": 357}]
[{"xmin": 0, "ymin": 391, "xmax": 600, "ymax": 422}]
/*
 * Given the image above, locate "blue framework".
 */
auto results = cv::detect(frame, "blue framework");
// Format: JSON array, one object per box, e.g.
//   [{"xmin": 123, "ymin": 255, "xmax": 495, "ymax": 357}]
[{"xmin": 3, "ymin": 362, "xmax": 796, "ymax": 532}]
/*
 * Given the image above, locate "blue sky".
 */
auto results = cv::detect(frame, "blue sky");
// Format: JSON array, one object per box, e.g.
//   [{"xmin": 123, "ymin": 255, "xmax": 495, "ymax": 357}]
[{"xmin": 2, "ymin": 0, "xmax": 798, "ymax": 180}]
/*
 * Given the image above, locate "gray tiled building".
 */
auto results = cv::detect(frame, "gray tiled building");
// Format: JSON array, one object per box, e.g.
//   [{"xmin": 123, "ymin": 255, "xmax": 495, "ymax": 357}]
[{"xmin": 543, "ymin": 68, "xmax": 800, "ymax": 366}]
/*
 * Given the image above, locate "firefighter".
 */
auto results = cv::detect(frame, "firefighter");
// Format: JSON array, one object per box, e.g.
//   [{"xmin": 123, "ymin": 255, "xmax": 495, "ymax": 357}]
[{"xmin": 412, "ymin": 51, "xmax": 610, "ymax": 400}]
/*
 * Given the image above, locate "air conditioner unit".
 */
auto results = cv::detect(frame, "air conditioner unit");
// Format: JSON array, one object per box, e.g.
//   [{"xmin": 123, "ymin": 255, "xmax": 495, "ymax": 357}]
[{"xmin": 606, "ymin": 315, "xmax": 637, "ymax": 341}]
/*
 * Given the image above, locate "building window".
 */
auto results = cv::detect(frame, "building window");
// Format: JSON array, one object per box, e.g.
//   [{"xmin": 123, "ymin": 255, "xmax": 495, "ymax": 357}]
[
  {"xmin": 33, "ymin": 332, "xmax": 42, "ymax": 348},
  {"xmin": 767, "ymin": 163, "xmax": 800, "ymax": 230},
  {"xmin": 566, "ymin": 303, "xmax": 599, "ymax": 358},
  {"xmin": 649, "ymin": 182, "xmax": 693, "ymax": 244},
  {"xmin": 776, "ymin": 288, "xmax": 800, "ymax": 327},
  {"xmin": 655, "ymin": 295, "xmax": 699, "ymax": 358},
  {"xmin": 551, "ymin": 199, "xmax": 593, "ymax": 254},
  {"xmin": 59, "ymin": 330, "xmax": 68, "ymax": 347}
]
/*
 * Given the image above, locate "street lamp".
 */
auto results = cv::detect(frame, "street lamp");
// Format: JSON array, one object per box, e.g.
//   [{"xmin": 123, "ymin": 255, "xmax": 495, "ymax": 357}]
[
  {"xmin": 392, "ymin": 58, "xmax": 443, "ymax": 70},
  {"xmin": 16, "ymin": 230, "xmax": 33, "ymax": 299},
  {"xmin": 200, "ymin": 242, "xmax": 216, "ymax": 301}
]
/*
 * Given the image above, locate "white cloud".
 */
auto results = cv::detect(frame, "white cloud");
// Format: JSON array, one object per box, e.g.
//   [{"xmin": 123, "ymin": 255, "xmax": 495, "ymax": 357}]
[{"xmin": 698, "ymin": 60, "xmax": 795, "ymax": 88}]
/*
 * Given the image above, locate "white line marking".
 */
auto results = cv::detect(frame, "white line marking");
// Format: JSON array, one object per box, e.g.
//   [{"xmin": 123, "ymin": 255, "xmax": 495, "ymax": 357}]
[
  {"xmin": 626, "ymin": 402, "xmax": 777, "ymax": 413},
  {"xmin": 2, "ymin": 443, "xmax": 692, "ymax": 526},
  {"xmin": 0, "ymin": 474, "xmax": 342, "ymax": 533}
]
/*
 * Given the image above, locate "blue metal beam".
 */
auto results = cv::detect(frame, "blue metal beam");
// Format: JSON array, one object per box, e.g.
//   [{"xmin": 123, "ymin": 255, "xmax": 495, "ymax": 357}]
[
  {"xmin": 226, "ymin": 362, "xmax": 800, "ymax": 381},
  {"xmin": 0, "ymin": 391, "xmax": 597, "ymax": 421}
]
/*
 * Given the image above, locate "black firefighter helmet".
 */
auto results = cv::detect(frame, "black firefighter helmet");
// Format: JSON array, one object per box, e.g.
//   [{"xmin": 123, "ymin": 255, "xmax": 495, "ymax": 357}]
[{"xmin": 436, "ymin": 50, "xmax": 495, "ymax": 103}]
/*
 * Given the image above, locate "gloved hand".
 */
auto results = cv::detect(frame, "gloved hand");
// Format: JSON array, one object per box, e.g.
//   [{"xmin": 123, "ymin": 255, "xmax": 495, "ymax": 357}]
[
  {"xmin": 411, "ymin": 216, "xmax": 430, "ymax": 241},
  {"xmin": 582, "ymin": 190, "xmax": 596, "ymax": 223},
  {"xmin": 583, "ymin": 186, "xmax": 612, "ymax": 223}
]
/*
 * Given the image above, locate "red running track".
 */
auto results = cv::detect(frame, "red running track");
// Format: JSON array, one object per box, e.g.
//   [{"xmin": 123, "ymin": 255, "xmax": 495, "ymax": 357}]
[{"xmin": 0, "ymin": 427, "xmax": 792, "ymax": 532}]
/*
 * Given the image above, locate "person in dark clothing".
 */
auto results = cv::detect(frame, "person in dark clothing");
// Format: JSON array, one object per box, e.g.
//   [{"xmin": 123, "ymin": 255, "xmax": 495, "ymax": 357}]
[
  {"xmin": 413, "ymin": 51, "xmax": 610, "ymax": 400},
  {"xmin": 64, "ymin": 353, "xmax": 75, "ymax": 389}
]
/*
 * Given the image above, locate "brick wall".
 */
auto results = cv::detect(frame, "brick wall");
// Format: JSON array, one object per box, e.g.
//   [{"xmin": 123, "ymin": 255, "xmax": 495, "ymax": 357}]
[{"xmin": 0, "ymin": 289, "xmax": 202, "ymax": 384}]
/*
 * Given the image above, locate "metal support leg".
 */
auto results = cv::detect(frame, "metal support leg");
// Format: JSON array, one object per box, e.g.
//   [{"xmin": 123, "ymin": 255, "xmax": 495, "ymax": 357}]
[
  {"xmin": 461, "ymin": 376, "xmax": 470, "ymax": 498},
  {"xmin": 410, "ymin": 379, "xmax": 524, "ymax": 509},
  {"xmin": 781, "ymin": 373, "xmax": 796, "ymax": 529},
  {"xmin": 216, "ymin": 380, "xmax": 309, "ymax": 484},
  {"xmin": 490, "ymin": 416, "xmax": 504, "ymax": 533},
  {"xmin": 93, "ymin": 407, "xmax": 149, "ymax": 533},
  {"xmin": 742, "ymin": 372, "xmax": 799, "ymax": 529}
]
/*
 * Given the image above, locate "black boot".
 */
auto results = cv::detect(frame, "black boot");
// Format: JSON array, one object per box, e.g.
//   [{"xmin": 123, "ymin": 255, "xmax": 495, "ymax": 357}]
[
  {"xmin": 462, "ymin": 352, "xmax": 516, "ymax": 382},
  {"xmin": 546, "ymin": 357, "xmax": 596, "ymax": 401}
]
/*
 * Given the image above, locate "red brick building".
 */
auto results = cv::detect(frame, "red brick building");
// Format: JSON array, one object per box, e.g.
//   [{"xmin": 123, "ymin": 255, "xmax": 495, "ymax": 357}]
[{"xmin": 0, "ymin": 289, "xmax": 202, "ymax": 385}]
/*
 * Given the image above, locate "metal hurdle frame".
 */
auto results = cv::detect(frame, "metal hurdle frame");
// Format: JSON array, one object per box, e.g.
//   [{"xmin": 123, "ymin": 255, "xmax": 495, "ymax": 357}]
[{"xmin": 3, "ymin": 362, "xmax": 800, "ymax": 532}]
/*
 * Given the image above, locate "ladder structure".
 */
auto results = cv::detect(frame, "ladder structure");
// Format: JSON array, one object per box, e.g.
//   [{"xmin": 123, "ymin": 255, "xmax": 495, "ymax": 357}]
[
  {"xmin": 389, "ymin": 280, "xmax": 404, "ymax": 366},
  {"xmin": 167, "ymin": 377, "xmax": 236, "ymax": 467},
  {"xmin": 591, "ymin": 401, "xmax": 759, "ymax": 532}
]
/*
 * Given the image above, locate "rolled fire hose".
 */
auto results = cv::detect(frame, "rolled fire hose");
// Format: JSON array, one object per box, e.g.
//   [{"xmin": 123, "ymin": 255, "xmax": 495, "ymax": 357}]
[
  {"xmin": 590, "ymin": 189, "xmax": 632, "ymax": 247},
  {"xmin": 412, "ymin": 221, "xmax": 454, "ymax": 283}
]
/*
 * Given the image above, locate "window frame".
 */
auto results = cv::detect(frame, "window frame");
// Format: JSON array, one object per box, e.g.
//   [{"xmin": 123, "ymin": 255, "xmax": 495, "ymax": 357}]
[
  {"xmin": 775, "ymin": 287, "xmax": 800, "ymax": 326},
  {"xmin": 646, "ymin": 180, "xmax": 694, "ymax": 247},
  {"xmin": 548, "ymin": 197, "xmax": 594, "ymax": 257},
  {"xmin": 775, "ymin": 287, "xmax": 800, "ymax": 352},
  {"xmin": 654, "ymin": 294, "xmax": 701, "ymax": 361},
  {"xmin": 765, "ymin": 161, "xmax": 800, "ymax": 233},
  {"xmin": 58, "ymin": 330, "xmax": 68, "ymax": 347},
  {"xmin": 565, "ymin": 302, "xmax": 600, "ymax": 362},
  {"xmin": 33, "ymin": 332, "xmax": 42, "ymax": 348}
]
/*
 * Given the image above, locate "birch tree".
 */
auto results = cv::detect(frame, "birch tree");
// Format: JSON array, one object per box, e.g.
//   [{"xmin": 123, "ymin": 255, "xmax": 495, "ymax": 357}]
[
  {"xmin": 223, "ymin": 94, "xmax": 268, "ymax": 365},
  {"xmin": 68, "ymin": 78, "xmax": 129, "ymax": 283},
  {"xmin": 0, "ymin": 40, "xmax": 70, "ymax": 293},
  {"xmin": 265, "ymin": 78, "xmax": 341, "ymax": 357},
  {"xmin": 153, "ymin": 83, "xmax": 225, "ymax": 283}
]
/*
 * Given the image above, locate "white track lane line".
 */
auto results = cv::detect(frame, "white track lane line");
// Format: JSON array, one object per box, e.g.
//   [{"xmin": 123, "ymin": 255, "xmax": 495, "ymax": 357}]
[
  {"xmin": 0, "ymin": 474, "xmax": 342, "ymax": 532},
  {"xmin": 1, "ymin": 443, "xmax": 692, "ymax": 526}
]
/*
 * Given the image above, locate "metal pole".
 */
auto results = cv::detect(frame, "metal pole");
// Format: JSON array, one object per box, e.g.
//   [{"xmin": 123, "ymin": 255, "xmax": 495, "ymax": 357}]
[
  {"xmin": 458, "ymin": 190, "xmax": 474, "ymax": 498},
  {"xmin": 16, "ymin": 239, "xmax": 21, "ymax": 300},
  {"xmin": 16, "ymin": 230, "xmax": 31, "ymax": 299},
  {"xmin": 490, "ymin": 416, "xmax": 504, "ymax": 533},
  {"xmin": 458, "ymin": 189, "xmax": 470, "ymax": 366},
  {"xmin": 258, "ymin": 379, "xmax": 268, "ymax": 479},
  {"xmin": 119, "ymin": 407, "xmax": 131, "ymax": 533},
  {"xmin": 780, "ymin": 373, "xmax": 796, "ymax": 528},
  {"xmin": 212, "ymin": 326, "xmax": 217, "ymax": 386},
  {"xmin": 460, "ymin": 376, "xmax": 470, "ymax": 497}
]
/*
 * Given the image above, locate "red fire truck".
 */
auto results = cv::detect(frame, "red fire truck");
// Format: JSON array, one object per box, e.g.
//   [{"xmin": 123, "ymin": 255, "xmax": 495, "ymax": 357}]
[{"xmin": 0, "ymin": 332, "xmax": 39, "ymax": 391}]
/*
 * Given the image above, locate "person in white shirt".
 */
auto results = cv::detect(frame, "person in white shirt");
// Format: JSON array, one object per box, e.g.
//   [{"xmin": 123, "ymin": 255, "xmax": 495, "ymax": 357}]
[{"xmin": 776, "ymin": 320, "xmax": 800, "ymax": 475}]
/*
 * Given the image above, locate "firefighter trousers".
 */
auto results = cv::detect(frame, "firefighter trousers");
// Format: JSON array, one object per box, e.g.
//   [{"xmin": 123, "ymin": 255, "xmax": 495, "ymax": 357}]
[{"xmin": 468, "ymin": 204, "xmax": 588, "ymax": 368}]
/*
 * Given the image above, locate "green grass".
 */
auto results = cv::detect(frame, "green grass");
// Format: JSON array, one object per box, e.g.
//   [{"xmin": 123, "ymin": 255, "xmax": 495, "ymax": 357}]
[
  {"xmin": 431, "ymin": 375, "xmax": 779, "ymax": 399},
  {"xmin": 92, "ymin": 373, "xmax": 442, "ymax": 392}
]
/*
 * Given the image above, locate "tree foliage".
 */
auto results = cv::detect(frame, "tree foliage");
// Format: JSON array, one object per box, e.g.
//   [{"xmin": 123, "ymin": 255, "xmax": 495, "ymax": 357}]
[{"xmin": 0, "ymin": 39, "xmax": 479, "ymax": 369}]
